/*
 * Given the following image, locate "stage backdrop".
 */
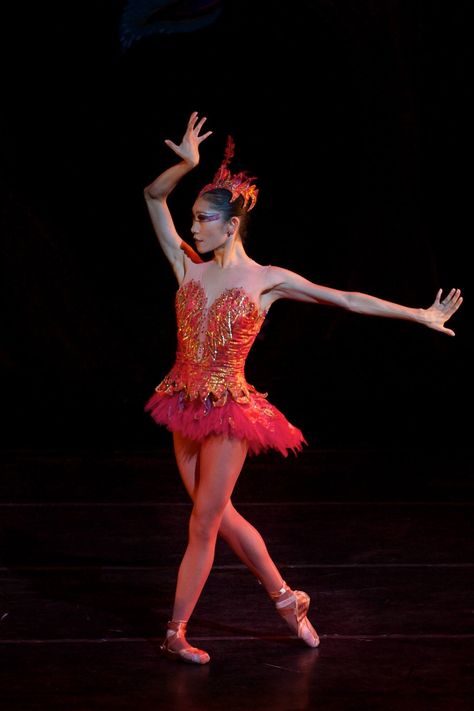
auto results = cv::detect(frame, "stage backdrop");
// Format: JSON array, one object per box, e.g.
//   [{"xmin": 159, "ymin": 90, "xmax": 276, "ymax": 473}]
[{"xmin": 2, "ymin": 1, "xmax": 471, "ymax": 450}]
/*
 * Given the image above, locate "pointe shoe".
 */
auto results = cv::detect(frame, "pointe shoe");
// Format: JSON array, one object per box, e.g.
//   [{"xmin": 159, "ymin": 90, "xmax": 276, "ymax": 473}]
[
  {"xmin": 160, "ymin": 619, "xmax": 210, "ymax": 664},
  {"xmin": 269, "ymin": 581, "xmax": 320, "ymax": 648}
]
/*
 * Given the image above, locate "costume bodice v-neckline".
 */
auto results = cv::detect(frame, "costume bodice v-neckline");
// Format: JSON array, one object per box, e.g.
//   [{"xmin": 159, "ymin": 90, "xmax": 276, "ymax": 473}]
[
  {"xmin": 178, "ymin": 278, "xmax": 267, "ymax": 319},
  {"xmin": 175, "ymin": 278, "xmax": 268, "ymax": 364}
]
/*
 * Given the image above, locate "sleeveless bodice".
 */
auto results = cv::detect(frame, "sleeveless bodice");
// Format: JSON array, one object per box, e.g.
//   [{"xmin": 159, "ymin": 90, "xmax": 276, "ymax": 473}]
[
  {"xmin": 154, "ymin": 279, "xmax": 268, "ymax": 407},
  {"xmin": 145, "ymin": 271, "xmax": 306, "ymax": 456}
]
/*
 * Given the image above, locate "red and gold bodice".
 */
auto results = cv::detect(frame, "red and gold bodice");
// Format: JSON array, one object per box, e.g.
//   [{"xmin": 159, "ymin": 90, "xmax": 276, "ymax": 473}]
[{"xmin": 154, "ymin": 279, "xmax": 269, "ymax": 407}]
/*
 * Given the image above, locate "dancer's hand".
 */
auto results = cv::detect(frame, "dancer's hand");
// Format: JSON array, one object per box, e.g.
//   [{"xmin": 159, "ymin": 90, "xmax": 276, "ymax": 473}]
[
  {"xmin": 164, "ymin": 111, "xmax": 212, "ymax": 167},
  {"xmin": 423, "ymin": 288, "xmax": 463, "ymax": 336}
]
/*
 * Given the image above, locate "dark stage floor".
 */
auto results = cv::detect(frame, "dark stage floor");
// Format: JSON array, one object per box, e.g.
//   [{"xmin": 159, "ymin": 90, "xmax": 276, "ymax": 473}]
[{"xmin": 1, "ymin": 447, "xmax": 473, "ymax": 710}]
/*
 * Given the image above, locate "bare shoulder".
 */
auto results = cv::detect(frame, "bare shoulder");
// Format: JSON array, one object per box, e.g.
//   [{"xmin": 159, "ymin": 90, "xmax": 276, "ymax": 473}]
[
  {"xmin": 245, "ymin": 260, "xmax": 276, "ymax": 290},
  {"xmin": 260, "ymin": 264, "xmax": 331, "ymax": 307},
  {"xmin": 261, "ymin": 264, "xmax": 298, "ymax": 295},
  {"xmin": 262, "ymin": 264, "xmax": 294, "ymax": 285},
  {"xmin": 258, "ymin": 264, "xmax": 294, "ymax": 310}
]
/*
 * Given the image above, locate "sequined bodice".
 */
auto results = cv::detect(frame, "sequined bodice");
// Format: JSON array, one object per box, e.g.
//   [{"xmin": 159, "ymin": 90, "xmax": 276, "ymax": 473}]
[
  {"xmin": 155, "ymin": 279, "xmax": 268, "ymax": 406},
  {"xmin": 177, "ymin": 279, "xmax": 267, "ymax": 363}
]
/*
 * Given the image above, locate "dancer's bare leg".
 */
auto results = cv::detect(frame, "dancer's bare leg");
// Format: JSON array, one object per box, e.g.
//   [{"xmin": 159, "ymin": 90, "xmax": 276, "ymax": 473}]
[
  {"xmin": 171, "ymin": 433, "xmax": 248, "ymax": 622},
  {"xmin": 171, "ymin": 433, "xmax": 319, "ymax": 649},
  {"xmin": 173, "ymin": 432, "xmax": 284, "ymax": 592},
  {"xmin": 219, "ymin": 505, "xmax": 285, "ymax": 589}
]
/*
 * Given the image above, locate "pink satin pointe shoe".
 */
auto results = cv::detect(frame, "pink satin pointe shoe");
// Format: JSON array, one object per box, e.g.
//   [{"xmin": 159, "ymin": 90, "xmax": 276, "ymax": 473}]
[
  {"xmin": 269, "ymin": 580, "xmax": 320, "ymax": 648},
  {"xmin": 160, "ymin": 619, "xmax": 210, "ymax": 664}
]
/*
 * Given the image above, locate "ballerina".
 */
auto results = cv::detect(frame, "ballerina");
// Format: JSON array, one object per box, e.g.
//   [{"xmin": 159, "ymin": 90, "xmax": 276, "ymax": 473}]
[{"xmin": 143, "ymin": 111, "xmax": 462, "ymax": 664}]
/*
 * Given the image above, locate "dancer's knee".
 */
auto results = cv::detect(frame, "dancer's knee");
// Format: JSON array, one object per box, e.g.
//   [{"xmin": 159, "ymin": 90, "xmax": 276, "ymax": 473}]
[
  {"xmin": 218, "ymin": 503, "xmax": 239, "ymax": 539},
  {"xmin": 189, "ymin": 505, "xmax": 223, "ymax": 543}
]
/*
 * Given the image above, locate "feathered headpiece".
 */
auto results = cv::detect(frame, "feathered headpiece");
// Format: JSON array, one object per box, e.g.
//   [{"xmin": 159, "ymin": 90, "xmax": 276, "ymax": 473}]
[{"xmin": 198, "ymin": 136, "xmax": 259, "ymax": 211}]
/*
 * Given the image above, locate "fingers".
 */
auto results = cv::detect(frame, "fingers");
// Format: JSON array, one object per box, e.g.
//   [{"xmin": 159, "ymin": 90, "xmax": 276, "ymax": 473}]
[
  {"xmin": 187, "ymin": 111, "xmax": 212, "ymax": 137},
  {"xmin": 187, "ymin": 111, "xmax": 199, "ymax": 128},
  {"xmin": 197, "ymin": 129, "xmax": 213, "ymax": 143},
  {"xmin": 446, "ymin": 287, "xmax": 461, "ymax": 301},
  {"xmin": 187, "ymin": 111, "xmax": 205, "ymax": 131},
  {"xmin": 444, "ymin": 288, "xmax": 463, "ymax": 308},
  {"xmin": 195, "ymin": 115, "xmax": 207, "ymax": 132},
  {"xmin": 438, "ymin": 287, "xmax": 462, "ymax": 308},
  {"xmin": 452, "ymin": 291, "xmax": 463, "ymax": 311},
  {"xmin": 164, "ymin": 139, "xmax": 179, "ymax": 151},
  {"xmin": 195, "ymin": 116, "xmax": 213, "ymax": 142}
]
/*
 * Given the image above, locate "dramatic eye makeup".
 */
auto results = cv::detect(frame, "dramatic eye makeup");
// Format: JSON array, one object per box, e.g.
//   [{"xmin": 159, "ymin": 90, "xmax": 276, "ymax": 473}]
[{"xmin": 193, "ymin": 212, "xmax": 221, "ymax": 223}]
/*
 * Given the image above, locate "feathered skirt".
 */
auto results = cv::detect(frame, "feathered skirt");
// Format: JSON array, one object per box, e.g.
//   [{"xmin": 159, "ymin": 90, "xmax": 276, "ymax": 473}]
[{"xmin": 144, "ymin": 389, "xmax": 306, "ymax": 457}]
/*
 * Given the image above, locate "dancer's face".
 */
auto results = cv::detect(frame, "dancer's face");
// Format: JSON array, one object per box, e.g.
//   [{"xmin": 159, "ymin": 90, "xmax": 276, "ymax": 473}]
[{"xmin": 191, "ymin": 197, "xmax": 229, "ymax": 254}]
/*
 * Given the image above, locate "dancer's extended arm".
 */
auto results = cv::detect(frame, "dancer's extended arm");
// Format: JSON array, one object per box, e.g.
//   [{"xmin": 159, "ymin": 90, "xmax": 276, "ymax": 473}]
[{"xmin": 265, "ymin": 266, "xmax": 463, "ymax": 336}]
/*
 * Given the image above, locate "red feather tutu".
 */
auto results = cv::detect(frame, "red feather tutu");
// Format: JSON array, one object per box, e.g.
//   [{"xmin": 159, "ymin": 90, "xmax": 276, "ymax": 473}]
[{"xmin": 144, "ymin": 390, "xmax": 306, "ymax": 457}]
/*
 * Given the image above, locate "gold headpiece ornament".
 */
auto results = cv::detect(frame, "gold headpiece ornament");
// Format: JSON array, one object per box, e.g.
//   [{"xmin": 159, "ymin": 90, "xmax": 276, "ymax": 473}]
[{"xmin": 198, "ymin": 136, "xmax": 259, "ymax": 211}]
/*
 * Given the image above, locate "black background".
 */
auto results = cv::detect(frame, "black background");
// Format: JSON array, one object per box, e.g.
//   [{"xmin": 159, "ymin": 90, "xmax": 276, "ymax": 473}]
[{"xmin": 2, "ymin": 1, "xmax": 472, "ymax": 451}]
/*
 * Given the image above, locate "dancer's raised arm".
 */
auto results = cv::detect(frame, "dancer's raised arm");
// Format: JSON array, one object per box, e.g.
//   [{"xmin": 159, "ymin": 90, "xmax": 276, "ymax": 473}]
[
  {"xmin": 144, "ymin": 111, "xmax": 212, "ymax": 282},
  {"xmin": 264, "ymin": 266, "xmax": 463, "ymax": 336}
]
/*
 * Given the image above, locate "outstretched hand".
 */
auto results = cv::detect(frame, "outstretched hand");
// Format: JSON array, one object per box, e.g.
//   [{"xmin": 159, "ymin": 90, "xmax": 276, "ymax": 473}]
[
  {"xmin": 164, "ymin": 111, "xmax": 212, "ymax": 167},
  {"xmin": 424, "ymin": 288, "xmax": 463, "ymax": 336}
]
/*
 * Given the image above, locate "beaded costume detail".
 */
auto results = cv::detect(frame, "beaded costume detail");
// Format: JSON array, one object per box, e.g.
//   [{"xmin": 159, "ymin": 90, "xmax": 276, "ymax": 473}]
[
  {"xmin": 144, "ymin": 279, "xmax": 306, "ymax": 456},
  {"xmin": 160, "ymin": 280, "xmax": 267, "ymax": 406}
]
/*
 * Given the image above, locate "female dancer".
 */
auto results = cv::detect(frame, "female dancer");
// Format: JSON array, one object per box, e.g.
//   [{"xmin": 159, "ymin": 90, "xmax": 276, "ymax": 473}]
[{"xmin": 143, "ymin": 112, "xmax": 462, "ymax": 664}]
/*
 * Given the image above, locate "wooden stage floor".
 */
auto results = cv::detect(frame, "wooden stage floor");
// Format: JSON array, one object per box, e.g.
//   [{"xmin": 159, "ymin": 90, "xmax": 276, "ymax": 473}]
[{"xmin": 1, "ymin": 447, "xmax": 473, "ymax": 710}]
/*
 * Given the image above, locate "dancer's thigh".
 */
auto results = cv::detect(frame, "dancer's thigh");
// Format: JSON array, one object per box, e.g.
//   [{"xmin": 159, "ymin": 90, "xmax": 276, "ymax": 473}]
[
  {"xmin": 173, "ymin": 431, "xmax": 200, "ymax": 500},
  {"xmin": 193, "ymin": 434, "xmax": 248, "ymax": 517}
]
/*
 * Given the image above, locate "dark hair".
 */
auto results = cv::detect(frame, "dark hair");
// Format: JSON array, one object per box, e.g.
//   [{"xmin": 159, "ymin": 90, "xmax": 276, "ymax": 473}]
[{"xmin": 200, "ymin": 188, "xmax": 251, "ymax": 243}]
